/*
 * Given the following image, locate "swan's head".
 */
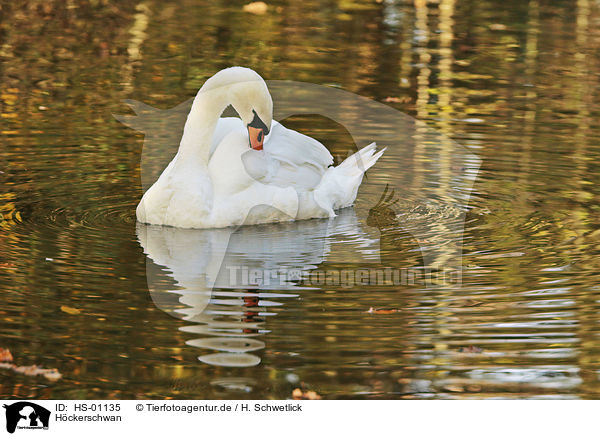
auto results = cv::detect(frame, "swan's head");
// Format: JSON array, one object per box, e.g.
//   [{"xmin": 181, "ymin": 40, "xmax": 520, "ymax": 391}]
[
  {"xmin": 229, "ymin": 70, "xmax": 272, "ymax": 151},
  {"xmin": 202, "ymin": 67, "xmax": 273, "ymax": 151}
]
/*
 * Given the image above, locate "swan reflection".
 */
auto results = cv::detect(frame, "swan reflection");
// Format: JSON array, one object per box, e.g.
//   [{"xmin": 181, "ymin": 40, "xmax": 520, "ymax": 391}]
[{"xmin": 136, "ymin": 208, "xmax": 377, "ymax": 367}]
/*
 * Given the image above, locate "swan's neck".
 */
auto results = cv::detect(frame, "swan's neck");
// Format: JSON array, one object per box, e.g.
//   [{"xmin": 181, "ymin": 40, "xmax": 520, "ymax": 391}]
[{"xmin": 178, "ymin": 87, "xmax": 230, "ymax": 164}]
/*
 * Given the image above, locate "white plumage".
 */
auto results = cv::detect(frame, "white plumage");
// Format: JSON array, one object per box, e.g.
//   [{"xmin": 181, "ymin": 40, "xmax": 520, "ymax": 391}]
[{"xmin": 136, "ymin": 67, "xmax": 384, "ymax": 229}]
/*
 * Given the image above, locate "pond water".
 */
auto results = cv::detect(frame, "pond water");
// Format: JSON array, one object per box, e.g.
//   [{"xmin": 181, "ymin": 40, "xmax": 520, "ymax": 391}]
[{"xmin": 1, "ymin": 0, "xmax": 600, "ymax": 399}]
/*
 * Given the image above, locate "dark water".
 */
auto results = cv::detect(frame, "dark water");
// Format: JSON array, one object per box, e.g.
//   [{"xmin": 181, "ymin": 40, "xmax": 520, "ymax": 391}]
[{"xmin": 1, "ymin": 0, "xmax": 600, "ymax": 399}]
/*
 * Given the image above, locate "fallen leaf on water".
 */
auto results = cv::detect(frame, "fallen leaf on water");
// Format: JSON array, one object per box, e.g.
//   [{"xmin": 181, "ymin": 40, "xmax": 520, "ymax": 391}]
[
  {"xmin": 13, "ymin": 365, "xmax": 62, "ymax": 381},
  {"xmin": 0, "ymin": 348, "xmax": 13, "ymax": 362},
  {"xmin": 489, "ymin": 23, "xmax": 507, "ymax": 31},
  {"xmin": 243, "ymin": 1, "xmax": 268, "ymax": 14},
  {"xmin": 367, "ymin": 307, "xmax": 400, "ymax": 314},
  {"xmin": 445, "ymin": 384, "xmax": 464, "ymax": 393},
  {"xmin": 0, "ymin": 348, "xmax": 62, "ymax": 381},
  {"xmin": 61, "ymin": 306, "xmax": 81, "ymax": 315},
  {"xmin": 383, "ymin": 96, "xmax": 408, "ymax": 104},
  {"xmin": 292, "ymin": 388, "xmax": 322, "ymax": 400}
]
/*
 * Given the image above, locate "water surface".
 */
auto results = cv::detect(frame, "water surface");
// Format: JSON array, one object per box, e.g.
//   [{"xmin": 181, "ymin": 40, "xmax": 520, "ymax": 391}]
[{"xmin": 1, "ymin": 0, "xmax": 600, "ymax": 399}]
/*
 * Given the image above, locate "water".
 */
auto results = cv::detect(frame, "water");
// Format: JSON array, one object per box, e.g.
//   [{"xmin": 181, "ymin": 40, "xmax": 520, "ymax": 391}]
[{"xmin": 1, "ymin": 0, "xmax": 600, "ymax": 399}]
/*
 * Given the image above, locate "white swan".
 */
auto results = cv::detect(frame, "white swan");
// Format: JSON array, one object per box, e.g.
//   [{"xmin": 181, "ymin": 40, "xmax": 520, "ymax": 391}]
[{"xmin": 136, "ymin": 67, "xmax": 385, "ymax": 229}]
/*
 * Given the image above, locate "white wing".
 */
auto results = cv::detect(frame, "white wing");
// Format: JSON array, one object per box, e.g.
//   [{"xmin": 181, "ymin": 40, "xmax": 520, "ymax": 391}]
[
  {"xmin": 211, "ymin": 118, "xmax": 334, "ymax": 192},
  {"xmin": 259, "ymin": 121, "xmax": 333, "ymax": 191}
]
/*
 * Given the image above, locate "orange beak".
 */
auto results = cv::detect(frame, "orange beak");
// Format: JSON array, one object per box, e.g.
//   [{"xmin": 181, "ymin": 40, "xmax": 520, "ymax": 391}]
[{"xmin": 248, "ymin": 126, "xmax": 265, "ymax": 151}]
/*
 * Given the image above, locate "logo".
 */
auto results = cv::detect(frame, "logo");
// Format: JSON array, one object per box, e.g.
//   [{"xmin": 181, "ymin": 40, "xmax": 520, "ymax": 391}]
[{"xmin": 3, "ymin": 402, "xmax": 50, "ymax": 434}]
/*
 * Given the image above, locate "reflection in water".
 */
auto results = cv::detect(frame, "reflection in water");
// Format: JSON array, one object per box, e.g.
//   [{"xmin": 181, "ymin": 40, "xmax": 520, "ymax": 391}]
[
  {"xmin": 366, "ymin": 186, "xmax": 424, "ymax": 268},
  {"xmin": 137, "ymin": 209, "xmax": 378, "ymax": 368}
]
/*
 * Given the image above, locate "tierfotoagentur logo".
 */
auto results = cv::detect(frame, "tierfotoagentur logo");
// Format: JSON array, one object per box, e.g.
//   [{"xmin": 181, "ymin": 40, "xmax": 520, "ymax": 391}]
[
  {"xmin": 2, "ymin": 402, "xmax": 50, "ymax": 434},
  {"xmin": 115, "ymin": 75, "xmax": 480, "ymax": 367}
]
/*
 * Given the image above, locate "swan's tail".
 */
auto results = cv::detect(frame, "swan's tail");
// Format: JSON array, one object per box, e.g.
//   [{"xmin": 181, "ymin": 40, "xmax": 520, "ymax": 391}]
[
  {"xmin": 336, "ymin": 142, "xmax": 386, "ymax": 179},
  {"xmin": 314, "ymin": 143, "xmax": 385, "ymax": 217}
]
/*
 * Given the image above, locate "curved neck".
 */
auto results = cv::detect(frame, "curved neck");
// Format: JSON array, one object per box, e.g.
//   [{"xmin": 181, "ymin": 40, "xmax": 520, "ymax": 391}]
[{"xmin": 178, "ymin": 86, "xmax": 230, "ymax": 164}]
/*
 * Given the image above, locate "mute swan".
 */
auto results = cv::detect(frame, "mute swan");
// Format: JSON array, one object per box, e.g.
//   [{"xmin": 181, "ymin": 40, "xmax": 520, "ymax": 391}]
[{"xmin": 136, "ymin": 66, "xmax": 384, "ymax": 229}]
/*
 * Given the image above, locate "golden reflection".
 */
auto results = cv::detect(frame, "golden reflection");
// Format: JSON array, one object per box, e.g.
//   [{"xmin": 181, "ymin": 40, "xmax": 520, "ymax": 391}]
[
  {"xmin": 414, "ymin": 0, "xmax": 431, "ymax": 121},
  {"xmin": 518, "ymin": 0, "xmax": 539, "ymax": 197},
  {"xmin": 0, "ymin": 193, "xmax": 21, "ymax": 230},
  {"xmin": 2, "ymin": 0, "xmax": 600, "ymax": 399},
  {"xmin": 122, "ymin": 2, "xmax": 151, "ymax": 94},
  {"xmin": 412, "ymin": 0, "xmax": 430, "ymax": 197}
]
